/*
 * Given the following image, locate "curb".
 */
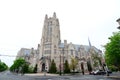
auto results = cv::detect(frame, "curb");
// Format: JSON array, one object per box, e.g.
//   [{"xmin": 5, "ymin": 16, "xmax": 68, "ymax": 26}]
[
  {"xmin": 105, "ymin": 76, "xmax": 120, "ymax": 79},
  {"xmin": 25, "ymin": 73, "xmax": 59, "ymax": 76}
]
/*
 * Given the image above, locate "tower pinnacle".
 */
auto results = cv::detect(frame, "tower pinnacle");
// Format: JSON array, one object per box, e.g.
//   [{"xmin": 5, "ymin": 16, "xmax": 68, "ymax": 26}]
[
  {"xmin": 53, "ymin": 12, "xmax": 56, "ymax": 18},
  {"xmin": 45, "ymin": 14, "xmax": 48, "ymax": 19}
]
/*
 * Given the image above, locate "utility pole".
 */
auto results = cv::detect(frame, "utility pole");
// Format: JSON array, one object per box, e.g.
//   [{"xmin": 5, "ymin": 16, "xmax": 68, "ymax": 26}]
[
  {"xmin": 43, "ymin": 56, "xmax": 46, "ymax": 76},
  {"xmin": 63, "ymin": 48, "xmax": 64, "ymax": 75},
  {"xmin": 60, "ymin": 55, "xmax": 61, "ymax": 75}
]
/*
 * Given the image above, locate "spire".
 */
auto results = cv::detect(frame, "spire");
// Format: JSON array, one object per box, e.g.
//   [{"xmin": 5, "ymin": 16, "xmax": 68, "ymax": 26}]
[
  {"xmin": 88, "ymin": 37, "xmax": 92, "ymax": 48},
  {"xmin": 53, "ymin": 12, "xmax": 56, "ymax": 18}
]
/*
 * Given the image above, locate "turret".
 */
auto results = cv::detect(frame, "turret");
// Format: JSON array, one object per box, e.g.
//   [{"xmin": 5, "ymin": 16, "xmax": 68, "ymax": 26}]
[
  {"xmin": 45, "ymin": 14, "xmax": 48, "ymax": 20},
  {"xmin": 53, "ymin": 12, "xmax": 56, "ymax": 18},
  {"xmin": 64, "ymin": 40, "xmax": 67, "ymax": 46}
]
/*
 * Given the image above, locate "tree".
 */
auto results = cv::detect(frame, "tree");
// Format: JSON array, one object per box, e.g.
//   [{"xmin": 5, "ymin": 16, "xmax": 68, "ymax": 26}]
[
  {"xmin": 0, "ymin": 61, "xmax": 8, "ymax": 72},
  {"xmin": 64, "ymin": 60, "xmax": 70, "ymax": 73},
  {"xmin": 22, "ymin": 62, "xmax": 29, "ymax": 73},
  {"xmin": 105, "ymin": 31, "xmax": 120, "ymax": 71},
  {"xmin": 10, "ymin": 58, "xmax": 25, "ymax": 72},
  {"xmin": 69, "ymin": 56, "xmax": 78, "ymax": 72},
  {"xmin": 10, "ymin": 58, "xmax": 29, "ymax": 73},
  {"xmin": 49, "ymin": 59, "xmax": 57, "ymax": 73}
]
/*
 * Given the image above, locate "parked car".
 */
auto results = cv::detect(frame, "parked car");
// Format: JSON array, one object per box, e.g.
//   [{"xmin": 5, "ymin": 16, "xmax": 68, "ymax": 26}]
[
  {"xmin": 90, "ymin": 71, "xmax": 95, "ymax": 75},
  {"xmin": 102, "ymin": 70, "xmax": 112, "ymax": 74},
  {"xmin": 90, "ymin": 70, "xmax": 112, "ymax": 75},
  {"xmin": 107, "ymin": 70, "xmax": 112, "ymax": 74},
  {"xmin": 91, "ymin": 70, "xmax": 106, "ymax": 75}
]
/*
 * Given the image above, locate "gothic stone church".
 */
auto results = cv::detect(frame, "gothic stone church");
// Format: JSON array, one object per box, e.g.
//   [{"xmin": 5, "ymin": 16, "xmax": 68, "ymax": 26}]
[{"xmin": 16, "ymin": 12, "xmax": 104, "ymax": 73}]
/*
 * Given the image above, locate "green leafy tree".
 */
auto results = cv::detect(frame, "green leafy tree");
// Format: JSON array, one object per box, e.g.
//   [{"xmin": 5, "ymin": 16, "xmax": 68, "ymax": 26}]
[
  {"xmin": 69, "ymin": 56, "xmax": 78, "ymax": 72},
  {"xmin": 49, "ymin": 59, "xmax": 57, "ymax": 73},
  {"xmin": 10, "ymin": 58, "xmax": 29, "ymax": 73},
  {"xmin": 0, "ymin": 61, "xmax": 8, "ymax": 72},
  {"xmin": 105, "ymin": 31, "xmax": 120, "ymax": 71},
  {"xmin": 64, "ymin": 60, "xmax": 70, "ymax": 73},
  {"xmin": 10, "ymin": 58, "xmax": 25, "ymax": 72},
  {"xmin": 22, "ymin": 63, "xmax": 29, "ymax": 73}
]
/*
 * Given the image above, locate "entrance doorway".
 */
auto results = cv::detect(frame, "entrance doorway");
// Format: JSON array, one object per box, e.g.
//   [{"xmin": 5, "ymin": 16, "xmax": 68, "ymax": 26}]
[
  {"xmin": 87, "ymin": 61, "xmax": 92, "ymax": 73},
  {"xmin": 42, "ymin": 63, "xmax": 45, "ymax": 71},
  {"xmin": 81, "ymin": 62, "xmax": 84, "ymax": 75}
]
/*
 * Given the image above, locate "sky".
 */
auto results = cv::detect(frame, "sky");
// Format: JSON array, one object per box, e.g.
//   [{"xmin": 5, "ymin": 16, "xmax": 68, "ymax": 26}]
[{"xmin": 0, "ymin": 0, "xmax": 120, "ymax": 67}]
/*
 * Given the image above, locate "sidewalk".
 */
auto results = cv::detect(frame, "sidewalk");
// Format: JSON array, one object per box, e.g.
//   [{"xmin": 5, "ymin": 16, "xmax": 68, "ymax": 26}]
[
  {"xmin": 25, "ymin": 73, "xmax": 59, "ymax": 77},
  {"xmin": 25, "ymin": 72, "xmax": 84, "ymax": 77},
  {"xmin": 104, "ymin": 72, "xmax": 120, "ymax": 79},
  {"xmin": 106, "ymin": 76, "xmax": 120, "ymax": 79}
]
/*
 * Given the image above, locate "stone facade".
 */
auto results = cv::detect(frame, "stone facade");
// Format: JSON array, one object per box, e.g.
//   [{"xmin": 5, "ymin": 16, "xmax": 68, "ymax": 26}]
[
  {"xmin": 16, "ymin": 12, "xmax": 104, "ymax": 73},
  {"xmin": 16, "ymin": 45, "xmax": 40, "ymax": 68}
]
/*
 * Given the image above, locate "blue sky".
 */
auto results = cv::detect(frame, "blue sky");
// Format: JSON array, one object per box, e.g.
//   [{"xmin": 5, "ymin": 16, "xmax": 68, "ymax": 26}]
[{"xmin": 0, "ymin": 0, "xmax": 120, "ymax": 67}]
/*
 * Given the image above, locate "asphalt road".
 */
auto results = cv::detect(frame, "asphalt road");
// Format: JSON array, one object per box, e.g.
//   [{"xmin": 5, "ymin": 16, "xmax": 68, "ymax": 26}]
[{"xmin": 0, "ymin": 71, "xmax": 119, "ymax": 80}]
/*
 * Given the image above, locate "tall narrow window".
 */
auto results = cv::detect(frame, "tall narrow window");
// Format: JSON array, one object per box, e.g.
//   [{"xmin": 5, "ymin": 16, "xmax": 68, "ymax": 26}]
[
  {"xmin": 54, "ymin": 49, "xmax": 56, "ymax": 54},
  {"xmin": 71, "ymin": 50, "xmax": 73, "ymax": 55}
]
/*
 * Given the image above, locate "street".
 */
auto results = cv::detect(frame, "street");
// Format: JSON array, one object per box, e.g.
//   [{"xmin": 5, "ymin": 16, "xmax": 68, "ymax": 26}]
[{"xmin": 0, "ymin": 71, "xmax": 120, "ymax": 80}]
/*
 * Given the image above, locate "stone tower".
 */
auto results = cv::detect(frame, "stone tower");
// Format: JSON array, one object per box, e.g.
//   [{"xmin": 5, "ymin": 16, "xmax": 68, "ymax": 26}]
[{"xmin": 39, "ymin": 12, "xmax": 61, "ymax": 60}]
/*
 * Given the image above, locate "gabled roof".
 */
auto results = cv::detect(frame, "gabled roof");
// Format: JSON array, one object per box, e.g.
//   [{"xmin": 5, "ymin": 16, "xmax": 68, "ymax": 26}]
[
  {"xmin": 74, "ymin": 44, "xmax": 90, "ymax": 52},
  {"xmin": 24, "ymin": 49, "xmax": 31, "ymax": 55},
  {"xmin": 19, "ymin": 48, "xmax": 37, "ymax": 56},
  {"xmin": 59, "ymin": 43, "xmax": 64, "ymax": 48},
  {"xmin": 59, "ymin": 42, "xmax": 101, "ymax": 54}
]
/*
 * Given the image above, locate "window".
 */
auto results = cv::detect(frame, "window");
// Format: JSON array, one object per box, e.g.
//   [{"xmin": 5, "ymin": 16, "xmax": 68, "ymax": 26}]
[
  {"xmin": 45, "ymin": 44, "xmax": 51, "ymax": 48},
  {"xmin": 54, "ymin": 49, "xmax": 57, "ymax": 54},
  {"xmin": 71, "ymin": 50, "xmax": 73, "ymax": 55},
  {"xmin": 44, "ymin": 50, "xmax": 51, "ymax": 54},
  {"xmin": 47, "ymin": 22, "xmax": 52, "ymax": 37}
]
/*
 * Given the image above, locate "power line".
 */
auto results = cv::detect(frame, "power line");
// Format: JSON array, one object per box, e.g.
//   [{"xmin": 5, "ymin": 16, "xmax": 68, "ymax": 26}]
[{"xmin": 0, "ymin": 54, "xmax": 16, "ymax": 57}]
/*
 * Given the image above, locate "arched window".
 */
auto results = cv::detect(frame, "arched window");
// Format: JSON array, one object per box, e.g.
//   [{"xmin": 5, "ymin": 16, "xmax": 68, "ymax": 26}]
[{"xmin": 42, "ymin": 63, "xmax": 45, "ymax": 71}]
